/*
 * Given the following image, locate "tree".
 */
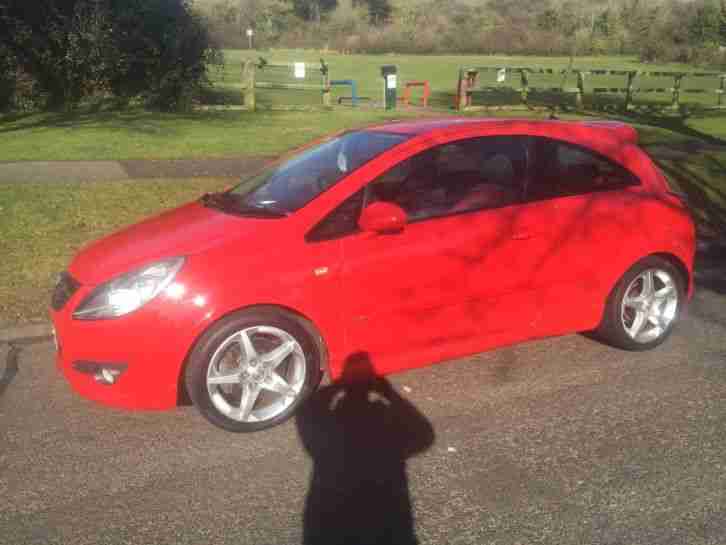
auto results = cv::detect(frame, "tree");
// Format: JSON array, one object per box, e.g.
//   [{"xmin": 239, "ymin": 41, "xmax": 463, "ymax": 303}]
[
  {"xmin": 0, "ymin": 0, "xmax": 219, "ymax": 111},
  {"xmin": 536, "ymin": 8, "xmax": 559, "ymax": 32},
  {"xmin": 689, "ymin": 0, "xmax": 721, "ymax": 45},
  {"xmin": 0, "ymin": 44, "xmax": 18, "ymax": 111},
  {"xmin": 106, "ymin": 0, "xmax": 220, "ymax": 111},
  {"xmin": 288, "ymin": 0, "xmax": 337, "ymax": 22},
  {"xmin": 360, "ymin": 0, "xmax": 390, "ymax": 25},
  {"xmin": 0, "ymin": 1, "xmax": 111, "ymax": 110}
]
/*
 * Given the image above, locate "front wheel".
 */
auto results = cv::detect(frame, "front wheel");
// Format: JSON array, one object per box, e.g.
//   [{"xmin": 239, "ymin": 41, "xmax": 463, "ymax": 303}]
[
  {"xmin": 185, "ymin": 309, "xmax": 323, "ymax": 432},
  {"xmin": 596, "ymin": 257, "xmax": 685, "ymax": 351}
]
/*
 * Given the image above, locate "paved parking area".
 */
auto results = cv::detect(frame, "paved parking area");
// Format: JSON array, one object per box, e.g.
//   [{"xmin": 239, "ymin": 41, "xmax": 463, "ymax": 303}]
[{"xmin": 1, "ymin": 285, "xmax": 726, "ymax": 545}]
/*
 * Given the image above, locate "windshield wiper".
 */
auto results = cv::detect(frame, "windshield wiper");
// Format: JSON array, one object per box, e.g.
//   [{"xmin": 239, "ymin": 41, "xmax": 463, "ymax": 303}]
[
  {"xmin": 233, "ymin": 203, "xmax": 288, "ymax": 218},
  {"xmin": 200, "ymin": 192, "xmax": 288, "ymax": 218},
  {"xmin": 200, "ymin": 192, "xmax": 230, "ymax": 209}
]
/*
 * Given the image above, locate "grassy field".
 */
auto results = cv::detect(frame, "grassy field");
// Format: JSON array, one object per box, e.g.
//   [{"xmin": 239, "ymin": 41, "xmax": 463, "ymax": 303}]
[
  {"xmin": 0, "ymin": 108, "xmax": 424, "ymax": 162},
  {"xmin": 0, "ymin": 106, "xmax": 724, "ymax": 162}
]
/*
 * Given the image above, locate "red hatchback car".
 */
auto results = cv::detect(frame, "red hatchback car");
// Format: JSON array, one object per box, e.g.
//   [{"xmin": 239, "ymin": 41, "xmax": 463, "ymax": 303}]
[{"xmin": 50, "ymin": 118, "xmax": 695, "ymax": 431}]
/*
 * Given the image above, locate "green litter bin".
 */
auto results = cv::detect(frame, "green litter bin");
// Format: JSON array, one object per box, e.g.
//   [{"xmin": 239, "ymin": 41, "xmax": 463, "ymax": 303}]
[{"xmin": 381, "ymin": 65, "xmax": 397, "ymax": 110}]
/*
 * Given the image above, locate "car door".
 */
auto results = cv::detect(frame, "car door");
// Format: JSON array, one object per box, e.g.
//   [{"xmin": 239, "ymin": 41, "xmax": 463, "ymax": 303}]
[
  {"xmin": 334, "ymin": 135, "xmax": 558, "ymax": 376},
  {"xmin": 524, "ymin": 136, "xmax": 643, "ymax": 335}
]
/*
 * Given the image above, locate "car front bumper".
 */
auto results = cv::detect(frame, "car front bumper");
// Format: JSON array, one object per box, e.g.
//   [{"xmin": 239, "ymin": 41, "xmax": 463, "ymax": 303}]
[{"xmin": 50, "ymin": 284, "xmax": 209, "ymax": 411}]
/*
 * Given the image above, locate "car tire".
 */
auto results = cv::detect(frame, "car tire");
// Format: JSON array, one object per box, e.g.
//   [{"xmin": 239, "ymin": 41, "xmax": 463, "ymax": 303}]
[
  {"xmin": 596, "ymin": 256, "xmax": 685, "ymax": 351},
  {"xmin": 185, "ymin": 308, "xmax": 323, "ymax": 432}
]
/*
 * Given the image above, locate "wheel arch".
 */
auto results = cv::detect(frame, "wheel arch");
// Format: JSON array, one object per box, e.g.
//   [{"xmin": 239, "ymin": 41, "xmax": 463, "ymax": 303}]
[
  {"xmin": 176, "ymin": 303, "xmax": 331, "ymax": 406},
  {"xmin": 650, "ymin": 252, "xmax": 691, "ymax": 294},
  {"xmin": 608, "ymin": 251, "xmax": 691, "ymax": 298},
  {"xmin": 598, "ymin": 251, "xmax": 691, "ymax": 328}
]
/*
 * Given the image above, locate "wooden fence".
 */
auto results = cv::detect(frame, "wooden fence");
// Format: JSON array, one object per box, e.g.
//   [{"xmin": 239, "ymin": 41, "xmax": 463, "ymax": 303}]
[
  {"xmin": 242, "ymin": 59, "xmax": 331, "ymax": 110},
  {"xmin": 456, "ymin": 67, "xmax": 726, "ymax": 111}
]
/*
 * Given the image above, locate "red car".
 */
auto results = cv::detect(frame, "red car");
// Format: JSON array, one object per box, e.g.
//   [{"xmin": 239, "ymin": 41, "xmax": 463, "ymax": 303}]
[{"xmin": 50, "ymin": 118, "xmax": 695, "ymax": 432}]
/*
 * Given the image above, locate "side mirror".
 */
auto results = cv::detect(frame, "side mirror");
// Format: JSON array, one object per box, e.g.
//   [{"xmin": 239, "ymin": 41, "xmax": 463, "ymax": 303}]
[{"xmin": 358, "ymin": 201, "xmax": 407, "ymax": 234}]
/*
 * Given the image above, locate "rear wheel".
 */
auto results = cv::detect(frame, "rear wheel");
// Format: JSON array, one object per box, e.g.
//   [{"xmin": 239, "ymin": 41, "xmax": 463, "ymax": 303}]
[
  {"xmin": 185, "ymin": 309, "xmax": 322, "ymax": 432},
  {"xmin": 597, "ymin": 257, "xmax": 685, "ymax": 351}
]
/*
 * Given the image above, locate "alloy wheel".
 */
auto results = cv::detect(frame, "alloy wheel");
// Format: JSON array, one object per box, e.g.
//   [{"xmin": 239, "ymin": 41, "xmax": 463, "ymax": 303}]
[
  {"xmin": 620, "ymin": 268, "xmax": 679, "ymax": 344},
  {"xmin": 206, "ymin": 326, "xmax": 307, "ymax": 423}
]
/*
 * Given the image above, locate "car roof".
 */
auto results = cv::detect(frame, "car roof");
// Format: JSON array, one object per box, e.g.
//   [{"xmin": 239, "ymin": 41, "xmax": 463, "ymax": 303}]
[{"xmin": 364, "ymin": 117, "xmax": 639, "ymax": 145}]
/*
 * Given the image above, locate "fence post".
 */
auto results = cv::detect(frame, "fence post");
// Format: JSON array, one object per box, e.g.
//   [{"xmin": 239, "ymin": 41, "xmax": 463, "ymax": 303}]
[
  {"xmin": 575, "ymin": 70, "xmax": 586, "ymax": 109},
  {"xmin": 671, "ymin": 73, "xmax": 683, "ymax": 111},
  {"xmin": 624, "ymin": 71, "xmax": 636, "ymax": 111},
  {"xmin": 242, "ymin": 60, "xmax": 256, "ymax": 111},
  {"xmin": 719, "ymin": 75, "xmax": 725, "ymax": 108},
  {"xmin": 322, "ymin": 73, "xmax": 331, "ymax": 107},
  {"xmin": 321, "ymin": 60, "xmax": 332, "ymax": 107},
  {"xmin": 456, "ymin": 69, "xmax": 468, "ymax": 110},
  {"xmin": 520, "ymin": 69, "xmax": 529, "ymax": 106},
  {"xmin": 465, "ymin": 70, "xmax": 478, "ymax": 108}
]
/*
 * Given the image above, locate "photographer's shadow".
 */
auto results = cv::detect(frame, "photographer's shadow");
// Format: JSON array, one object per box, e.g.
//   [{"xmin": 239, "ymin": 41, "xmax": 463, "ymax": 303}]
[{"xmin": 296, "ymin": 353, "xmax": 435, "ymax": 545}]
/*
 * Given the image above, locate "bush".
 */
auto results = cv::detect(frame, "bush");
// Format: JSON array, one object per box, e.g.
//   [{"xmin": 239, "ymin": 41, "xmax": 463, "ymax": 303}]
[
  {"xmin": 107, "ymin": 0, "xmax": 221, "ymax": 111},
  {"xmin": 0, "ymin": 46, "xmax": 17, "ymax": 111},
  {"xmin": 0, "ymin": 0, "xmax": 220, "ymax": 112}
]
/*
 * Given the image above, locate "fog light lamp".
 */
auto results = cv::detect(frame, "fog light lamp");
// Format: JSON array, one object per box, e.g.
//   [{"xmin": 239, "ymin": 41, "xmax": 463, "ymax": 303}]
[
  {"xmin": 72, "ymin": 361, "xmax": 127, "ymax": 385},
  {"xmin": 96, "ymin": 368, "xmax": 123, "ymax": 385}
]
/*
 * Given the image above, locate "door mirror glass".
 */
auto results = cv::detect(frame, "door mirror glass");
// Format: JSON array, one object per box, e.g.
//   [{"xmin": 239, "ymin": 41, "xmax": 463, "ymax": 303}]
[{"xmin": 358, "ymin": 202, "xmax": 407, "ymax": 234}]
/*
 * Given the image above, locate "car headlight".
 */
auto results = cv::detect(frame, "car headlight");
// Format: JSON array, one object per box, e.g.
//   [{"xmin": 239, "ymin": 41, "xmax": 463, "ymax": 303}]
[{"xmin": 73, "ymin": 257, "xmax": 185, "ymax": 320}]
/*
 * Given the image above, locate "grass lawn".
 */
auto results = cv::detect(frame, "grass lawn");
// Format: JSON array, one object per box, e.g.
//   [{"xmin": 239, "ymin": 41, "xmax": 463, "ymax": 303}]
[
  {"xmin": 655, "ymin": 148, "xmax": 726, "ymax": 236},
  {"xmin": 0, "ymin": 177, "xmax": 232, "ymax": 325},
  {"xmin": 0, "ymin": 106, "xmax": 723, "ymax": 162},
  {"xmin": 0, "ymin": 108, "xmax": 426, "ymax": 162}
]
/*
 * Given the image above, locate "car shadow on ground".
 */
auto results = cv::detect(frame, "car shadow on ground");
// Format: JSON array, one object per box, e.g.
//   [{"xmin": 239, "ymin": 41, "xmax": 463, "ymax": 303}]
[{"xmin": 295, "ymin": 353, "xmax": 435, "ymax": 545}]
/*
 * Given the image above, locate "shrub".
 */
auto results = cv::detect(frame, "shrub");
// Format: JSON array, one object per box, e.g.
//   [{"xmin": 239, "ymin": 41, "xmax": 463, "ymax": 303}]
[
  {"xmin": 0, "ymin": 0, "xmax": 220, "ymax": 112},
  {"xmin": 0, "ymin": 46, "xmax": 17, "ymax": 111},
  {"xmin": 107, "ymin": 0, "xmax": 221, "ymax": 111}
]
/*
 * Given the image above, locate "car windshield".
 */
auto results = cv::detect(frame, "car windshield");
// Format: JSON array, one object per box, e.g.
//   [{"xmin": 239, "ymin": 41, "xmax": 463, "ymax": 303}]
[{"xmin": 222, "ymin": 131, "xmax": 410, "ymax": 215}]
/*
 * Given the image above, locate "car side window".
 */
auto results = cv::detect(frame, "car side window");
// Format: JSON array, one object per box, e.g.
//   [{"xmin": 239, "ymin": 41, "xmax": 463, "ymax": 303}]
[
  {"xmin": 305, "ymin": 189, "xmax": 365, "ymax": 242},
  {"xmin": 526, "ymin": 137, "xmax": 640, "ymax": 202},
  {"xmin": 367, "ymin": 136, "xmax": 527, "ymax": 222}
]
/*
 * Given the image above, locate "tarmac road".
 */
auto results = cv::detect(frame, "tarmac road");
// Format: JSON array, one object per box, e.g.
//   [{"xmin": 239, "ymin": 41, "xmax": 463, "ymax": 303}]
[{"xmin": 2, "ymin": 286, "xmax": 726, "ymax": 545}]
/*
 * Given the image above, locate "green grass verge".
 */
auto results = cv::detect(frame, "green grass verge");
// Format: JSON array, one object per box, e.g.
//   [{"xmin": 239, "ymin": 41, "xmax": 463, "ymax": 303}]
[
  {"xmin": 653, "ymin": 149, "xmax": 726, "ymax": 236},
  {"xmin": 1, "ymin": 105, "xmax": 723, "ymax": 162},
  {"xmin": 0, "ymin": 108, "xmax": 428, "ymax": 162},
  {"xmin": 0, "ymin": 177, "xmax": 232, "ymax": 325}
]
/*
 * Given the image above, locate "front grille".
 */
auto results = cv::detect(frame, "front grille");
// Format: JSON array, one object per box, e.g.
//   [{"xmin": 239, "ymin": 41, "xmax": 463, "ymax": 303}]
[{"xmin": 51, "ymin": 272, "xmax": 81, "ymax": 311}]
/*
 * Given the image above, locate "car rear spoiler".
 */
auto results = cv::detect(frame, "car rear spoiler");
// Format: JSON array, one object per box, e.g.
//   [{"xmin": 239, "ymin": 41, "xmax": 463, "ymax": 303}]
[
  {"xmin": 579, "ymin": 121, "xmax": 638, "ymax": 145},
  {"xmin": 667, "ymin": 190, "xmax": 689, "ymax": 206}
]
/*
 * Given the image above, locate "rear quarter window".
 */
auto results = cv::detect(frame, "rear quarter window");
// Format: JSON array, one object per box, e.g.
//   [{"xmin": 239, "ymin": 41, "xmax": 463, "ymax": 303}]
[{"xmin": 527, "ymin": 137, "xmax": 640, "ymax": 202}]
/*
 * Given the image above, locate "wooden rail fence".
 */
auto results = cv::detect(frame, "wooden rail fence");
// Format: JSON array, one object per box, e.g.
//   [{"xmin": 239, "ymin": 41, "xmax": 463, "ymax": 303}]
[
  {"xmin": 242, "ymin": 58, "xmax": 331, "ymax": 110},
  {"xmin": 456, "ymin": 67, "xmax": 726, "ymax": 111}
]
